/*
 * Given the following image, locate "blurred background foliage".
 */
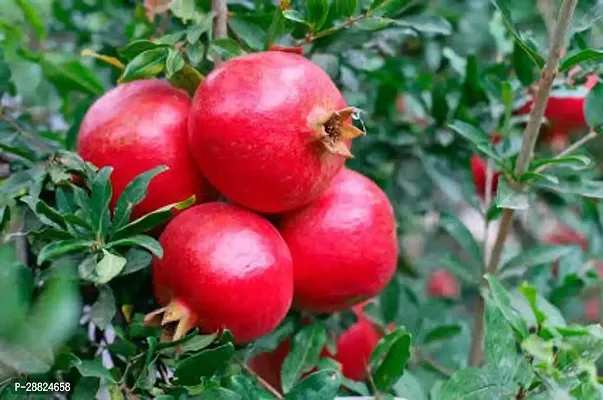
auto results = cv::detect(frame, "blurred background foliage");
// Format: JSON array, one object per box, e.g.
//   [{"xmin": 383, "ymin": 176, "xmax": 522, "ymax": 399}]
[{"xmin": 3, "ymin": 0, "xmax": 603, "ymax": 398}]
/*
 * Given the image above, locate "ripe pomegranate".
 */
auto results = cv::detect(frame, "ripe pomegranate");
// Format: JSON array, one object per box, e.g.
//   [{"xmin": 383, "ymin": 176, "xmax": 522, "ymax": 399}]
[
  {"xmin": 248, "ymin": 307, "xmax": 382, "ymax": 389},
  {"xmin": 470, "ymin": 154, "xmax": 500, "ymax": 199},
  {"xmin": 278, "ymin": 168, "xmax": 398, "ymax": 313},
  {"xmin": 188, "ymin": 51, "xmax": 363, "ymax": 213},
  {"xmin": 148, "ymin": 202, "xmax": 293, "ymax": 343},
  {"xmin": 77, "ymin": 80, "xmax": 213, "ymax": 220},
  {"xmin": 515, "ymin": 74, "xmax": 598, "ymax": 149},
  {"xmin": 427, "ymin": 269, "xmax": 460, "ymax": 299}
]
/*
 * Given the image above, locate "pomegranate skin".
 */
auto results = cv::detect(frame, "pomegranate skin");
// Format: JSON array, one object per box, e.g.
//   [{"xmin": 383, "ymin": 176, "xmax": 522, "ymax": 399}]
[
  {"xmin": 470, "ymin": 154, "xmax": 500, "ymax": 199},
  {"xmin": 188, "ymin": 51, "xmax": 350, "ymax": 213},
  {"xmin": 152, "ymin": 202, "xmax": 294, "ymax": 343},
  {"xmin": 248, "ymin": 307, "xmax": 381, "ymax": 388},
  {"xmin": 427, "ymin": 269, "xmax": 460, "ymax": 299},
  {"xmin": 278, "ymin": 168, "xmax": 398, "ymax": 313},
  {"xmin": 77, "ymin": 80, "xmax": 212, "ymax": 220}
]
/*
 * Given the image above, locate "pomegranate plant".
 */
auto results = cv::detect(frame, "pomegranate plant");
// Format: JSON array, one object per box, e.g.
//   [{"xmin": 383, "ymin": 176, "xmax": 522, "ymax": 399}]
[{"xmin": 2, "ymin": 0, "xmax": 603, "ymax": 399}]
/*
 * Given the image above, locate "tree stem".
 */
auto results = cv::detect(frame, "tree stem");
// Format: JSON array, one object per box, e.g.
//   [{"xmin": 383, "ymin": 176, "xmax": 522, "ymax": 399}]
[
  {"xmin": 211, "ymin": 0, "xmax": 228, "ymax": 65},
  {"xmin": 467, "ymin": 0, "xmax": 579, "ymax": 366}
]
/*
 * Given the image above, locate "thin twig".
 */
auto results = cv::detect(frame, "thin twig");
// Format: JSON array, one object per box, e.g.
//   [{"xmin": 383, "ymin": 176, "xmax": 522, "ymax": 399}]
[
  {"xmin": 0, "ymin": 112, "xmax": 53, "ymax": 154},
  {"xmin": 298, "ymin": 13, "xmax": 370, "ymax": 45},
  {"xmin": 243, "ymin": 363, "xmax": 283, "ymax": 400},
  {"xmin": 415, "ymin": 348, "xmax": 453, "ymax": 377},
  {"xmin": 548, "ymin": 130, "xmax": 597, "ymax": 162},
  {"xmin": 468, "ymin": 0, "xmax": 579, "ymax": 366}
]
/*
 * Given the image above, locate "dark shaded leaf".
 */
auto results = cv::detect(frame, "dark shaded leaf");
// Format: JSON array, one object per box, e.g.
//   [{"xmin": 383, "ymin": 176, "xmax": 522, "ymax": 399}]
[
  {"xmin": 174, "ymin": 343, "xmax": 235, "ymax": 385},
  {"xmin": 370, "ymin": 327, "xmax": 412, "ymax": 391},
  {"xmin": 281, "ymin": 323, "xmax": 328, "ymax": 393},
  {"xmin": 285, "ymin": 369, "xmax": 341, "ymax": 400},
  {"xmin": 118, "ymin": 48, "xmax": 169, "ymax": 83}
]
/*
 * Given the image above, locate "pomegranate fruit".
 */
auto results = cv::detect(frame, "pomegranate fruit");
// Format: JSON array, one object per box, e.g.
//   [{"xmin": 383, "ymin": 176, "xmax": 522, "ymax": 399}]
[
  {"xmin": 148, "ymin": 202, "xmax": 293, "ymax": 343},
  {"xmin": 515, "ymin": 74, "xmax": 598, "ymax": 149},
  {"xmin": 77, "ymin": 80, "xmax": 212, "ymax": 220},
  {"xmin": 188, "ymin": 51, "xmax": 363, "ymax": 213},
  {"xmin": 427, "ymin": 269, "xmax": 460, "ymax": 299},
  {"xmin": 278, "ymin": 168, "xmax": 398, "ymax": 313},
  {"xmin": 248, "ymin": 307, "xmax": 382, "ymax": 388},
  {"xmin": 470, "ymin": 154, "xmax": 500, "ymax": 199}
]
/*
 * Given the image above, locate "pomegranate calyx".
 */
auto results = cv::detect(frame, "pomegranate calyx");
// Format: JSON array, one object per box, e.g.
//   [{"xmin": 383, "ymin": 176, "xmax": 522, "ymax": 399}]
[
  {"xmin": 311, "ymin": 106, "xmax": 364, "ymax": 159},
  {"xmin": 144, "ymin": 300, "xmax": 197, "ymax": 342}
]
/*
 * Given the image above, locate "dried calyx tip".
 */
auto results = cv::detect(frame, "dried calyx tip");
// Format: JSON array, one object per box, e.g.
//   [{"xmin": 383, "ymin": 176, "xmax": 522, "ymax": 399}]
[
  {"xmin": 318, "ymin": 106, "xmax": 365, "ymax": 159},
  {"xmin": 144, "ymin": 300, "xmax": 196, "ymax": 342}
]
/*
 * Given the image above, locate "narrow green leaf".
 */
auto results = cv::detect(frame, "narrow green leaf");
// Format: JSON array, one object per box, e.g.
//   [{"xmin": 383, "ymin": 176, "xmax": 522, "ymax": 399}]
[
  {"xmin": 285, "ymin": 369, "xmax": 341, "ymax": 400},
  {"xmin": 518, "ymin": 171, "xmax": 559, "ymax": 185},
  {"xmin": 448, "ymin": 120, "xmax": 489, "ymax": 146},
  {"xmin": 211, "ymin": 38, "xmax": 246, "ymax": 61},
  {"xmin": 165, "ymin": 49, "xmax": 185, "ymax": 78},
  {"xmin": 0, "ymin": 205, "xmax": 10, "ymax": 232},
  {"xmin": 306, "ymin": 0, "xmax": 329, "ymax": 30},
  {"xmin": 334, "ymin": 0, "xmax": 358, "ymax": 18},
  {"xmin": 119, "ymin": 248, "xmax": 152, "ymax": 276},
  {"xmin": 15, "ymin": 0, "xmax": 45, "ymax": 38},
  {"xmin": 174, "ymin": 343, "xmax": 235, "ymax": 386},
  {"xmin": 111, "ymin": 166, "xmax": 168, "ymax": 235},
  {"xmin": 495, "ymin": 177, "xmax": 528, "ymax": 210},
  {"xmin": 118, "ymin": 40, "xmax": 169, "ymax": 61},
  {"xmin": 282, "ymin": 10, "xmax": 310, "ymax": 25},
  {"xmin": 90, "ymin": 167, "xmax": 113, "ymax": 239},
  {"xmin": 168, "ymin": 65, "xmax": 204, "ymax": 97},
  {"xmin": 530, "ymin": 155, "xmax": 591, "ymax": 171},
  {"xmin": 73, "ymin": 358, "xmax": 116, "ymax": 383},
  {"xmin": 229, "ymin": 19, "xmax": 266, "ymax": 51},
  {"xmin": 90, "ymin": 286, "xmax": 116, "ymax": 329},
  {"xmin": 397, "ymin": 15, "xmax": 452, "ymax": 35},
  {"xmin": 439, "ymin": 213, "xmax": 482, "ymax": 267},
  {"xmin": 484, "ymin": 274, "xmax": 529, "ymax": 339},
  {"xmin": 281, "ymin": 323, "xmax": 328, "ymax": 393},
  {"xmin": 186, "ymin": 12, "xmax": 214, "ymax": 43},
  {"xmin": 512, "ymin": 40, "xmax": 535, "ymax": 87},
  {"xmin": 484, "ymin": 302, "xmax": 516, "ymax": 373},
  {"xmin": 118, "ymin": 48, "xmax": 169, "ymax": 83},
  {"xmin": 107, "ymin": 235, "xmax": 163, "ymax": 258},
  {"xmin": 41, "ymin": 60, "xmax": 104, "ymax": 96},
  {"xmin": 111, "ymin": 195, "xmax": 195, "ymax": 240},
  {"xmin": 585, "ymin": 83, "xmax": 603, "ymax": 129},
  {"xmin": 37, "ymin": 239, "xmax": 94, "ymax": 265},
  {"xmin": 370, "ymin": 328, "xmax": 412, "ymax": 391},
  {"xmin": 423, "ymin": 324, "xmax": 462, "ymax": 344},
  {"xmin": 518, "ymin": 283, "xmax": 547, "ymax": 327},
  {"xmin": 438, "ymin": 254, "xmax": 480, "ymax": 284},
  {"xmin": 499, "ymin": 245, "xmax": 577, "ymax": 275},
  {"xmin": 560, "ymin": 49, "xmax": 603, "ymax": 72}
]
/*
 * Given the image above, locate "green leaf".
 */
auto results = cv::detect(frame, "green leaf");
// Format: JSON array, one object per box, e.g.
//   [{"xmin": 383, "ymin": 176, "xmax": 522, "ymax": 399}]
[
  {"xmin": 174, "ymin": 343, "xmax": 235, "ymax": 386},
  {"xmin": 423, "ymin": 324, "xmax": 462, "ymax": 344},
  {"xmin": 484, "ymin": 274, "xmax": 528, "ymax": 339},
  {"xmin": 0, "ymin": 205, "xmax": 10, "ymax": 232},
  {"xmin": 165, "ymin": 49, "xmax": 185, "ymax": 79},
  {"xmin": 21, "ymin": 196, "xmax": 67, "ymax": 230},
  {"xmin": 187, "ymin": 12, "xmax": 214, "ymax": 43},
  {"xmin": 530, "ymin": 155, "xmax": 591, "ymax": 171},
  {"xmin": 281, "ymin": 323, "xmax": 328, "ymax": 393},
  {"xmin": 0, "ymin": 50, "xmax": 12, "ymax": 93},
  {"xmin": 380, "ymin": 276, "xmax": 400, "ymax": 323},
  {"xmin": 107, "ymin": 235, "xmax": 163, "ymax": 258},
  {"xmin": 306, "ymin": 0, "xmax": 329, "ymax": 30},
  {"xmin": 90, "ymin": 167, "xmax": 113, "ymax": 239},
  {"xmin": 518, "ymin": 171, "xmax": 559, "ymax": 185},
  {"xmin": 354, "ymin": 16, "xmax": 397, "ymax": 31},
  {"xmin": 169, "ymin": 0, "xmax": 196, "ymax": 22},
  {"xmin": 118, "ymin": 48, "xmax": 169, "ymax": 83},
  {"xmin": 490, "ymin": 0, "xmax": 545, "ymax": 68},
  {"xmin": 90, "ymin": 286, "xmax": 116, "ymax": 329},
  {"xmin": 518, "ymin": 283, "xmax": 546, "ymax": 327},
  {"xmin": 398, "ymin": 15, "xmax": 452, "ymax": 35},
  {"xmin": 111, "ymin": 195, "xmax": 195, "ymax": 241},
  {"xmin": 0, "ymin": 341, "xmax": 53, "ymax": 374},
  {"xmin": 177, "ymin": 333, "xmax": 218, "ymax": 353},
  {"xmin": 37, "ymin": 239, "xmax": 94, "ymax": 265},
  {"xmin": 229, "ymin": 19, "xmax": 266, "ymax": 51},
  {"xmin": 72, "ymin": 377, "xmax": 101, "ymax": 400},
  {"xmin": 448, "ymin": 120, "xmax": 489, "ymax": 146},
  {"xmin": 438, "ymin": 367, "xmax": 512, "ymax": 399},
  {"xmin": 333, "ymin": 0, "xmax": 358, "ymax": 18},
  {"xmin": 41, "ymin": 60, "xmax": 104, "ymax": 96},
  {"xmin": 15, "ymin": 0, "xmax": 46, "ymax": 39},
  {"xmin": 92, "ymin": 250, "xmax": 127, "ymax": 285},
  {"xmin": 512, "ymin": 40, "xmax": 534, "ymax": 87},
  {"xmin": 370, "ymin": 328, "xmax": 412, "ymax": 391},
  {"xmin": 484, "ymin": 302, "xmax": 516, "ymax": 374},
  {"xmin": 282, "ymin": 10, "xmax": 309, "ymax": 25},
  {"xmin": 73, "ymin": 358, "xmax": 116, "ymax": 383},
  {"xmin": 168, "ymin": 65, "xmax": 204, "ymax": 97},
  {"xmin": 285, "ymin": 369, "xmax": 341, "ymax": 400},
  {"xmin": 111, "ymin": 166, "xmax": 168, "ymax": 235},
  {"xmin": 118, "ymin": 40, "xmax": 169, "ymax": 61},
  {"xmin": 439, "ymin": 213, "xmax": 482, "ymax": 267},
  {"xmin": 560, "ymin": 49, "xmax": 603, "ymax": 72},
  {"xmin": 495, "ymin": 177, "xmax": 528, "ymax": 210},
  {"xmin": 119, "ymin": 248, "xmax": 153, "ymax": 276},
  {"xmin": 211, "ymin": 38, "xmax": 246, "ymax": 61},
  {"xmin": 585, "ymin": 83, "xmax": 603, "ymax": 129},
  {"xmin": 499, "ymin": 245, "xmax": 577, "ymax": 277}
]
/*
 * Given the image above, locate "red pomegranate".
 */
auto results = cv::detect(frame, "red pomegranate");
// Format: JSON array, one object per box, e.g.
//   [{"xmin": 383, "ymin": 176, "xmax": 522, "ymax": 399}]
[
  {"xmin": 188, "ymin": 51, "xmax": 363, "ymax": 213},
  {"xmin": 427, "ymin": 269, "xmax": 460, "ymax": 299},
  {"xmin": 278, "ymin": 168, "xmax": 398, "ymax": 313},
  {"xmin": 514, "ymin": 74, "xmax": 598, "ymax": 149},
  {"xmin": 248, "ymin": 307, "xmax": 381, "ymax": 389},
  {"xmin": 77, "ymin": 80, "xmax": 212, "ymax": 220},
  {"xmin": 148, "ymin": 202, "xmax": 293, "ymax": 343},
  {"xmin": 470, "ymin": 154, "xmax": 500, "ymax": 199}
]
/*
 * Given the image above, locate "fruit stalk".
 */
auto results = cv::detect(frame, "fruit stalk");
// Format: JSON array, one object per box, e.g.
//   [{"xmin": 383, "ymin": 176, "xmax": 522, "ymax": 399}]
[{"xmin": 468, "ymin": 0, "xmax": 579, "ymax": 366}]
